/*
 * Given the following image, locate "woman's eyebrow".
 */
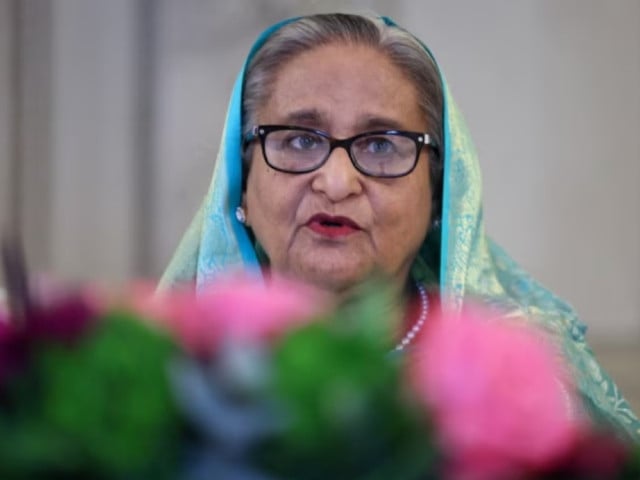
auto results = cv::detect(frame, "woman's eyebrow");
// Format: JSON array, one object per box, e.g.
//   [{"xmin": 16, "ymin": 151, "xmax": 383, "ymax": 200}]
[
  {"xmin": 282, "ymin": 109, "xmax": 326, "ymax": 126},
  {"xmin": 357, "ymin": 116, "xmax": 406, "ymax": 131},
  {"xmin": 279, "ymin": 111, "xmax": 407, "ymax": 132}
]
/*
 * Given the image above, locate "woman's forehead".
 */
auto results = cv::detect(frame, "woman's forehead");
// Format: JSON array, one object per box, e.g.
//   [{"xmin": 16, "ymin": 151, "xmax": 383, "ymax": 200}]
[{"xmin": 257, "ymin": 43, "xmax": 425, "ymax": 132}]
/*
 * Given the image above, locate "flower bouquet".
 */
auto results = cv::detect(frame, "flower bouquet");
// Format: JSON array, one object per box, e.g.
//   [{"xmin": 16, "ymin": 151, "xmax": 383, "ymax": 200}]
[{"xmin": 0, "ymin": 246, "xmax": 638, "ymax": 479}]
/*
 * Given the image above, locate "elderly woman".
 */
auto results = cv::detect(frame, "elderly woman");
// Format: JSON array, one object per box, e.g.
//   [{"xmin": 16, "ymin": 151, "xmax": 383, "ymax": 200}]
[{"xmin": 160, "ymin": 13, "xmax": 639, "ymax": 441}]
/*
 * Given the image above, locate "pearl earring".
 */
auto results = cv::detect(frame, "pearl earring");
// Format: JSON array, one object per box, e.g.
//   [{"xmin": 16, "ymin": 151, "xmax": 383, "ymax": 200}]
[{"xmin": 235, "ymin": 206, "xmax": 246, "ymax": 224}]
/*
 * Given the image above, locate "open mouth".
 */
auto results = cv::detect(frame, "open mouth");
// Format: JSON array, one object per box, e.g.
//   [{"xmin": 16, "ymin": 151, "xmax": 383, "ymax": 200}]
[
  {"xmin": 306, "ymin": 214, "xmax": 361, "ymax": 238},
  {"xmin": 321, "ymin": 219, "xmax": 344, "ymax": 227}
]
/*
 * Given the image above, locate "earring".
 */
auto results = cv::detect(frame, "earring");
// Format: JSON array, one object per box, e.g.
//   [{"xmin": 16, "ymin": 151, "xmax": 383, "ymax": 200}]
[{"xmin": 235, "ymin": 206, "xmax": 246, "ymax": 224}]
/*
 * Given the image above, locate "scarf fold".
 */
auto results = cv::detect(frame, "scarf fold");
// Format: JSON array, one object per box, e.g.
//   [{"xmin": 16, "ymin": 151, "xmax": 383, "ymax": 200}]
[{"xmin": 160, "ymin": 16, "xmax": 640, "ymax": 442}]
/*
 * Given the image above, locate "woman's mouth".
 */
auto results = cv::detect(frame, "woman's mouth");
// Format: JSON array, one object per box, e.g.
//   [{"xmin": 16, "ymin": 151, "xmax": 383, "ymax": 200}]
[{"xmin": 306, "ymin": 214, "xmax": 361, "ymax": 238}]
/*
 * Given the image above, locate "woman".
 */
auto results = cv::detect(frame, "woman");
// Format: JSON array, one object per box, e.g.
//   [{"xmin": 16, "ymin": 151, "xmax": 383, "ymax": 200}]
[{"xmin": 160, "ymin": 13, "xmax": 639, "ymax": 441}]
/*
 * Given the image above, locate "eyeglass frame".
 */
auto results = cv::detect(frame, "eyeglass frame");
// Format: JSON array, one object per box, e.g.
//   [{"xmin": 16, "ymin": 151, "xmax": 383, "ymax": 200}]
[{"xmin": 242, "ymin": 124, "xmax": 439, "ymax": 178}]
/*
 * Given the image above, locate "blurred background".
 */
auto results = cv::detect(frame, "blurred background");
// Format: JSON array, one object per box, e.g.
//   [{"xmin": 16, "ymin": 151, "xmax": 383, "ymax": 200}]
[{"xmin": 0, "ymin": 0, "xmax": 638, "ymax": 409}]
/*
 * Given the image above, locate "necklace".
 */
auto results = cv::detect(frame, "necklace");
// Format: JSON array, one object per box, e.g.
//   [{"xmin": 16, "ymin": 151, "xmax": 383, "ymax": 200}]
[{"xmin": 394, "ymin": 283, "xmax": 429, "ymax": 352}]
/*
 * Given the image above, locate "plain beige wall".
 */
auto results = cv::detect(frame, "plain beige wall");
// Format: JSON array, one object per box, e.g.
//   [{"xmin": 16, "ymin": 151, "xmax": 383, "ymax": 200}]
[
  {"xmin": 0, "ymin": 0, "xmax": 12, "ymax": 234},
  {"xmin": 49, "ymin": 0, "xmax": 138, "ymax": 282},
  {"xmin": 2, "ymin": 0, "xmax": 639, "ymax": 342}
]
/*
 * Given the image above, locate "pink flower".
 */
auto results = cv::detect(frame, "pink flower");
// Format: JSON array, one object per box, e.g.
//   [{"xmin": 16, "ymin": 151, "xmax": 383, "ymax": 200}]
[
  {"xmin": 550, "ymin": 431, "xmax": 630, "ymax": 478},
  {"xmin": 128, "ymin": 275, "xmax": 327, "ymax": 357},
  {"xmin": 409, "ymin": 304, "xmax": 581, "ymax": 480},
  {"xmin": 28, "ymin": 294, "xmax": 99, "ymax": 343},
  {"xmin": 0, "ymin": 287, "xmax": 99, "ymax": 388},
  {"xmin": 0, "ymin": 298, "xmax": 7, "ymax": 325}
]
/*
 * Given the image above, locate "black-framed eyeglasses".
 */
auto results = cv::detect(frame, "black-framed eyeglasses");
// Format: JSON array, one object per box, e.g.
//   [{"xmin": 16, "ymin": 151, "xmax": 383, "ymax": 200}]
[{"xmin": 243, "ymin": 125, "xmax": 438, "ymax": 178}]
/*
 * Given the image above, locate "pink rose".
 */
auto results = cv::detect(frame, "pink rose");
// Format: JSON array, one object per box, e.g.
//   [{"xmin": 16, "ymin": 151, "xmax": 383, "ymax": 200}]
[
  {"xmin": 129, "ymin": 275, "xmax": 327, "ymax": 357},
  {"xmin": 0, "ymin": 286, "xmax": 99, "ymax": 387},
  {"xmin": 123, "ymin": 282, "xmax": 208, "ymax": 351},
  {"xmin": 409, "ymin": 304, "xmax": 581, "ymax": 480}
]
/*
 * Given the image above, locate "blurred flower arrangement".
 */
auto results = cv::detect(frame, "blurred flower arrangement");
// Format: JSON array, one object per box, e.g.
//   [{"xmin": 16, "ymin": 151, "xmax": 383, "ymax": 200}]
[{"xmin": 0, "ymin": 244, "xmax": 639, "ymax": 479}]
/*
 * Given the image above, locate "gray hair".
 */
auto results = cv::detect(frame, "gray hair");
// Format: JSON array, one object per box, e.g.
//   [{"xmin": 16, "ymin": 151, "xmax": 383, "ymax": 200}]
[{"xmin": 242, "ymin": 13, "xmax": 443, "ymax": 222}]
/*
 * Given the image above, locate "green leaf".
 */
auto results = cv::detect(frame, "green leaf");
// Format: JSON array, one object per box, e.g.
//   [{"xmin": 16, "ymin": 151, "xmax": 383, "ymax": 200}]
[
  {"xmin": 258, "ymin": 281, "xmax": 435, "ymax": 479},
  {"xmin": 31, "ymin": 311, "xmax": 181, "ymax": 477}
]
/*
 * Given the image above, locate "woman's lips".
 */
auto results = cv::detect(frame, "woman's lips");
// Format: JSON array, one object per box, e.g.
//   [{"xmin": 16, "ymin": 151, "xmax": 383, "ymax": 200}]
[{"xmin": 306, "ymin": 213, "xmax": 361, "ymax": 238}]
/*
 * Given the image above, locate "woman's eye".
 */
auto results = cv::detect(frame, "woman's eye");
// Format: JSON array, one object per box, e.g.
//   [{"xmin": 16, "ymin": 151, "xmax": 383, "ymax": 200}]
[
  {"xmin": 363, "ymin": 137, "xmax": 396, "ymax": 154},
  {"xmin": 286, "ymin": 133, "xmax": 321, "ymax": 150}
]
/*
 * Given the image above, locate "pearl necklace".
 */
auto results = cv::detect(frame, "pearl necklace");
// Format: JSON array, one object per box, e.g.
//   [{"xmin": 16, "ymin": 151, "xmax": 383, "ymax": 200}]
[{"xmin": 394, "ymin": 283, "xmax": 429, "ymax": 352}]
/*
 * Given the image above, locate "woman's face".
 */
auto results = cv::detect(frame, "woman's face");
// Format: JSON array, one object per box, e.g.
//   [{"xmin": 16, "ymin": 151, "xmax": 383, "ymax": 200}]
[{"xmin": 243, "ymin": 42, "xmax": 432, "ymax": 295}]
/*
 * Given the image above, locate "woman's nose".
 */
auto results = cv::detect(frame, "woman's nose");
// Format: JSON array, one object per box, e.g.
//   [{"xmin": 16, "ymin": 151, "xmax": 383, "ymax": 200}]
[{"xmin": 310, "ymin": 146, "xmax": 363, "ymax": 201}]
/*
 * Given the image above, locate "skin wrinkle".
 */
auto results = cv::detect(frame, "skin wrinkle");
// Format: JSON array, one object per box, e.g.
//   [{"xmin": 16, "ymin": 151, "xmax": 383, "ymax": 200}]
[{"xmin": 243, "ymin": 42, "xmax": 432, "ymax": 298}]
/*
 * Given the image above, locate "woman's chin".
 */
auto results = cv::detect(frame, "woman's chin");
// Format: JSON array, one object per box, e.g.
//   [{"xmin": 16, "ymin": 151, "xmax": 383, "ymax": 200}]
[
  {"xmin": 288, "ymin": 263, "xmax": 403, "ymax": 302},
  {"xmin": 291, "ymin": 265, "xmax": 372, "ymax": 300}
]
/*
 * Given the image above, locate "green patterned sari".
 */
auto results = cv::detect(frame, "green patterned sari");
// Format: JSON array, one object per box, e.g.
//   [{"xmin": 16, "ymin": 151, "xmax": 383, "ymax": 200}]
[{"xmin": 160, "ymin": 16, "xmax": 640, "ymax": 443}]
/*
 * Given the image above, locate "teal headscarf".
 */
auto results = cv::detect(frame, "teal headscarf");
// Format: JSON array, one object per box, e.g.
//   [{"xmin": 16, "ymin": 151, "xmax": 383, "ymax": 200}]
[{"xmin": 160, "ymin": 15, "xmax": 640, "ymax": 442}]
